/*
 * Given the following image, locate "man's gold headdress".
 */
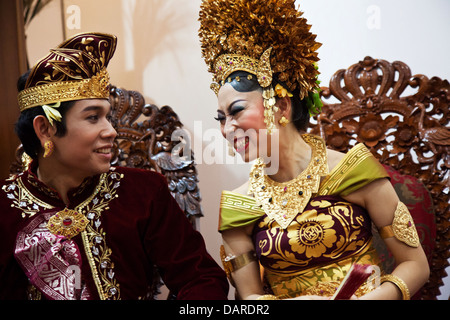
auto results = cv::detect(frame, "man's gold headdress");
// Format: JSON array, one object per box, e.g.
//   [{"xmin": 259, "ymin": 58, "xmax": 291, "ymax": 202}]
[
  {"xmin": 18, "ymin": 32, "xmax": 117, "ymax": 123},
  {"xmin": 199, "ymin": 0, "xmax": 322, "ymax": 133}
]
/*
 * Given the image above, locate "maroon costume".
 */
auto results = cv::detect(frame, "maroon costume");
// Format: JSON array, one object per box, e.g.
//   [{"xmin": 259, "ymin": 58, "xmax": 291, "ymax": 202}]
[{"xmin": 0, "ymin": 163, "xmax": 228, "ymax": 299}]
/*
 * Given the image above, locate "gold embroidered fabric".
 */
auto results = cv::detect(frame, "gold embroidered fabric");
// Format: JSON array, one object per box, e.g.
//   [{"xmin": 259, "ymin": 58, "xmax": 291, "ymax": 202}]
[
  {"xmin": 3, "ymin": 168, "xmax": 123, "ymax": 300},
  {"xmin": 248, "ymin": 134, "xmax": 328, "ymax": 229},
  {"xmin": 264, "ymin": 245, "xmax": 380, "ymax": 299}
]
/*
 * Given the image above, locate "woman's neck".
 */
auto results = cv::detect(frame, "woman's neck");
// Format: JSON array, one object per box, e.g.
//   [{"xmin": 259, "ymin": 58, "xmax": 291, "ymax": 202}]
[{"xmin": 267, "ymin": 130, "xmax": 311, "ymax": 183}]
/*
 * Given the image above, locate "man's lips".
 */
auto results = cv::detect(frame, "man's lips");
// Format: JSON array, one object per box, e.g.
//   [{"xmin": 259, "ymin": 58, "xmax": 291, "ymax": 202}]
[{"xmin": 94, "ymin": 146, "xmax": 113, "ymax": 154}]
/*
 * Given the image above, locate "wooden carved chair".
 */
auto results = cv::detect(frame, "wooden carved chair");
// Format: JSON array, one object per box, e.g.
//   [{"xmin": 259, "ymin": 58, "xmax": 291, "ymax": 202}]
[
  {"xmin": 308, "ymin": 56, "xmax": 449, "ymax": 299},
  {"xmin": 10, "ymin": 85, "xmax": 203, "ymax": 299}
]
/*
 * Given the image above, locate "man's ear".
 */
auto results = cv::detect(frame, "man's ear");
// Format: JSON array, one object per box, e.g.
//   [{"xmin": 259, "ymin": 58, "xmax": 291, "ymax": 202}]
[{"xmin": 33, "ymin": 115, "xmax": 56, "ymax": 145}]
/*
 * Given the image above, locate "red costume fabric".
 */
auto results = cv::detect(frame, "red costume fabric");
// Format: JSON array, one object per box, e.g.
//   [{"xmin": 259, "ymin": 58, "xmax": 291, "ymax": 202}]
[{"xmin": 0, "ymin": 162, "xmax": 228, "ymax": 300}]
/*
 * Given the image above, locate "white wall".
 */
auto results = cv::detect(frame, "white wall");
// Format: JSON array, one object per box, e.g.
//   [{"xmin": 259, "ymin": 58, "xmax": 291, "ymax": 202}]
[{"xmin": 26, "ymin": 0, "xmax": 449, "ymax": 299}]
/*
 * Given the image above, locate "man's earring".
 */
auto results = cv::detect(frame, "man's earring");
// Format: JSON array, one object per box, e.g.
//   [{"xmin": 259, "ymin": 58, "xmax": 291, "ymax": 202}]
[
  {"xmin": 43, "ymin": 140, "xmax": 54, "ymax": 158},
  {"xmin": 278, "ymin": 116, "xmax": 289, "ymax": 127}
]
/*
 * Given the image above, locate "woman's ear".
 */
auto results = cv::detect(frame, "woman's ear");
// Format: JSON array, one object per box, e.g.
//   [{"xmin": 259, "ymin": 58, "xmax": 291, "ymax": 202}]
[
  {"xmin": 276, "ymin": 95, "xmax": 293, "ymax": 120},
  {"xmin": 33, "ymin": 115, "xmax": 55, "ymax": 145}
]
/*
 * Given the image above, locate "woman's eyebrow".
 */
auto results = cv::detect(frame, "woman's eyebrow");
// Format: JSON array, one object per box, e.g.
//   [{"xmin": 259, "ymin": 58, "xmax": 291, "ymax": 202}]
[{"xmin": 217, "ymin": 99, "xmax": 246, "ymax": 115}]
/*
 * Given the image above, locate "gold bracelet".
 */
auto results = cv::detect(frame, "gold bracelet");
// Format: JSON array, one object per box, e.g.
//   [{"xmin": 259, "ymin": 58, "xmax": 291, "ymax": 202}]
[
  {"xmin": 380, "ymin": 274, "xmax": 411, "ymax": 300},
  {"xmin": 220, "ymin": 245, "xmax": 257, "ymax": 278},
  {"xmin": 257, "ymin": 294, "xmax": 279, "ymax": 300}
]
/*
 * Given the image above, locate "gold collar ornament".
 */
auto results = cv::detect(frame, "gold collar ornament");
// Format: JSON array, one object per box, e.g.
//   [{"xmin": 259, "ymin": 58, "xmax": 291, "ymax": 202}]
[
  {"xmin": 248, "ymin": 134, "xmax": 329, "ymax": 229},
  {"xmin": 47, "ymin": 208, "xmax": 89, "ymax": 239}
]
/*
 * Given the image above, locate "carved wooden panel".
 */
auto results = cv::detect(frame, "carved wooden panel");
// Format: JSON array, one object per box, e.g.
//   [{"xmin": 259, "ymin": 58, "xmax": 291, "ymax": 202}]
[
  {"xmin": 108, "ymin": 86, "xmax": 203, "ymax": 229},
  {"xmin": 309, "ymin": 56, "xmax": 449, "ymax": 299}
]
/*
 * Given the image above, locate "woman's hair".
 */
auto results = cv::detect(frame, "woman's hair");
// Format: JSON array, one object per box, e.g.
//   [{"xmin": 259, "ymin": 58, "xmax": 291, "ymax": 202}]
[
  {"xmin": 15, "ymin": 70, "xmax": 76, "ymax": 159},
  {"xmin": 227, "ymin": 71, "xmax": 310, "ymax": 132}
]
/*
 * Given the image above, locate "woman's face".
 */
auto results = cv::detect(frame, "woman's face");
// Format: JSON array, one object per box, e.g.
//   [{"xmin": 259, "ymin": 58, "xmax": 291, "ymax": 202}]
[
  {"xmin": 52, "ymin": 99, "xmax": 117, "ymax": 178},
  {"xmin": 216, "ymin": 84, "xmax": 274, "ymax": 162}
]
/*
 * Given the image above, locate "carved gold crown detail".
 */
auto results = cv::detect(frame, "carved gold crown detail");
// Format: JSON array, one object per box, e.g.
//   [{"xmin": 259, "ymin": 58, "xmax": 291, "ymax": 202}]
[
  {"xmin": 18, "ymin": 68, "xmax": 110, "ymax": 112},
  {"xmin": 210, "ymin": 48, "xmax": 273, "ymax": 95}
]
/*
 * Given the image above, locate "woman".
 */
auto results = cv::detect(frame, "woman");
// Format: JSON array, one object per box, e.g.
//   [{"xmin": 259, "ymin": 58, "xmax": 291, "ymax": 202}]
[
  {"xmin": 199, "ymin": 0, "xmax": 429, "ymax": 300},
  {"xmin": 0, "ymin": 32, "xmax": 228, "ymax": 300}
]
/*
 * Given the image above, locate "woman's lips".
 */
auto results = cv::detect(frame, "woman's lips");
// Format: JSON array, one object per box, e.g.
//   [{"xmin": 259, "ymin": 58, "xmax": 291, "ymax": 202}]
[{"xmin": 234, "ymin": 136, "xmax": 249, "ymax": 153}]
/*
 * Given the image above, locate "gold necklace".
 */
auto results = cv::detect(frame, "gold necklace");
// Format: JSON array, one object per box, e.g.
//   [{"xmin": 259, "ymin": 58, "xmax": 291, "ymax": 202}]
[{"xmin": 248, "ymin": 134, "xmax": 329, "ymax": 229}]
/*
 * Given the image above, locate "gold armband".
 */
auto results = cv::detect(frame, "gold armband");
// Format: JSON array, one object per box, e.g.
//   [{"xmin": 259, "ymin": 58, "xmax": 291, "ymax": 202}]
[
  {"xmin": 378, "ymin": 202, "xmax": 420, "ymax": 248},
  {"xmin": 220, "ymin": 245, "xmax": 257, "ymax": 278},
  {"xmin": 380, "ymin": 274, "xmax": 411, "ymax": 300}
]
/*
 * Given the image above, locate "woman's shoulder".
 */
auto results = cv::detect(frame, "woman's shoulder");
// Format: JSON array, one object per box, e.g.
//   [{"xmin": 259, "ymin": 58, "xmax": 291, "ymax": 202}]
[
  {"xmin": 231, "ymin": 180, "xmax": 250, "ymax": 196},
  {"xmin": 326, "ymin": 148, "xmax": 346, "ymax": 173}
]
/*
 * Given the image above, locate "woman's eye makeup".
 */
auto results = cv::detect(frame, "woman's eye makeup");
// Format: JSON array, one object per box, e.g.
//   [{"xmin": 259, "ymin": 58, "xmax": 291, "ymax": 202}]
[
  {"xmin": 214, "ymin": 113, "xmax": 226, "ymax": 122},
  {"xmin": 229, "ymin": 105, "xmax": 245, "ymax": 115},
  {"xmin": 214, "ymin": 101, "xmax": 246, "ymax": 122}
]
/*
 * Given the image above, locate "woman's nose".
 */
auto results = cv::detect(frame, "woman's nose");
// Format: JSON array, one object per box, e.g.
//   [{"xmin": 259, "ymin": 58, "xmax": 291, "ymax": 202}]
[{"xmin": 223, "ymin": 117, "xmax": 236, "ymax": 139}]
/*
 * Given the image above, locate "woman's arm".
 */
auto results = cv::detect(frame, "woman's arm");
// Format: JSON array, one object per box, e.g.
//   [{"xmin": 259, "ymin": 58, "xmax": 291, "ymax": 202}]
[
  {"xmin": 344, "ymin": 178, "xmax": 430, "ymax": 299},
  {"xmin": 221, "ymin": 225, "xmax": 265, "ymax": 299}
]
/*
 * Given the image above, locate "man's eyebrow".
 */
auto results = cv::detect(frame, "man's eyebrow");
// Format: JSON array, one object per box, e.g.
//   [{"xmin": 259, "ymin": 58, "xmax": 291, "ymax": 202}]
[{"xmin": 81, "ymin": 105, "xmax": 110, "ymax": 113}]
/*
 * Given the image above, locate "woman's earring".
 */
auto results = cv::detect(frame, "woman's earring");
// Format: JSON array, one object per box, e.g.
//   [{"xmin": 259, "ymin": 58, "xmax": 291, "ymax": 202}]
[
  {"xmin": 228, "ymin": 141, "xmax": 235, "ymax": 156},
  {"xmin": 278, "ymin": 116, "xmax": 289, "ymax": 127},
  {"xmin": 43, "ymin": 141, "xmax": 54, "ymax": 158}
]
